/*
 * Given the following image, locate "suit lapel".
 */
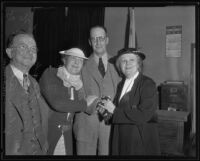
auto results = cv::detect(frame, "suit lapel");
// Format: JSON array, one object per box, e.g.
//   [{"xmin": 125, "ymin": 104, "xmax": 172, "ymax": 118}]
[
  {"xmin": 128, "ymin": 73, "xmax": 143, "ymax": 106},
  {"xmin": 86, "ymin": 55, "xmax": 103, "ymax": 84},
  {"xmin": 107, "ymin": 62, "xmax": 119, "ymax": 94},
  {"xmin": 116, "ymin": 79, "xmax": 125, "ymax": 105},
  {"xmin": 6, "ymin": 65, "xmax": 27, "ymax": 110}
]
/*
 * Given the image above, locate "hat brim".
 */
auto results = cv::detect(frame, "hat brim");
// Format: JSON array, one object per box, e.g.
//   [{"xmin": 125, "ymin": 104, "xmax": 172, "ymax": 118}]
[
  {"xmin": 119, "ymin": 51, "xmax": 145, "ymax": 60},
  {"xmin": 59, "ymin": 50, "xmax": 88, "ymax": 59},
  {"xmin": 117, "ymin": 48, "xmax": 146, "ymax": 60}
]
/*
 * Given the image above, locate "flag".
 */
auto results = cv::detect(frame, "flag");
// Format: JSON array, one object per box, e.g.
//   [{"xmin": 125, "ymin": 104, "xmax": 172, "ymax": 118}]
[{"xmin": 128, "ymin": 7, "xmax": 136, "ymax": 48}]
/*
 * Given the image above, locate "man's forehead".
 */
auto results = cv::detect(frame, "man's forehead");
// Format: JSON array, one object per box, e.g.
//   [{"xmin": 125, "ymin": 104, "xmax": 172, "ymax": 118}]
[
  {"xmin": 13, "ymin": 34, "xmax": 35, "ymax": 45},
  {"xmin": 90, "ymin": 27, "xmax": 106, "ymax": 37}
]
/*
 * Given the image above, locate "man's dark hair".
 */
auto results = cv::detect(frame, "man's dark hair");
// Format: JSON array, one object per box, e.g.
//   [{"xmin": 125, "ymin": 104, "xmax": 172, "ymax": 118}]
[
  {"xmin": 6, "ymin": 29, "xmax": 34, "ymax": 48},
  {"xmin": 89, "ymin": 25, "xmax": 108, "ymax": 39}
]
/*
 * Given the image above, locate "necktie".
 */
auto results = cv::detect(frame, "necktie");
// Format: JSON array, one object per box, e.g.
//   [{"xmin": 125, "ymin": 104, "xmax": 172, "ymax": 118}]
[
  {"xmin": 23, "ymin": 73, "xmax": 29, "ymax": 91},
  {"xmin": 98, "ymin": 57, "xmax": 105, "ymax": 77}
]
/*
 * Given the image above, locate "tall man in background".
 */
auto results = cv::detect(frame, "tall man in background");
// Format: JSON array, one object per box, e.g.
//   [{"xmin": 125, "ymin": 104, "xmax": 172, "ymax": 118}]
[
  {"xmin": 5, "ymin": 32, "xmax": 49, "ymax": 155},
  {"xmin": 73, "ymin": 26, "xmax": 120, "ymax": 155}
]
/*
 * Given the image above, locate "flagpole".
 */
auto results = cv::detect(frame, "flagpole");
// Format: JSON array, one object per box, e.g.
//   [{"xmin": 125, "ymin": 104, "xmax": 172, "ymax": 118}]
[{"xmin": 128, "ymin": 7, "xmax": 136, "ymax": 48}]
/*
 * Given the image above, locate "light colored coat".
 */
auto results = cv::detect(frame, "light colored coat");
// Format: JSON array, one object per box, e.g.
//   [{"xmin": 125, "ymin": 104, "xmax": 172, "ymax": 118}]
[{"xmin": 73, "ymin": 54, "xmax": 120, "ymax": 144}]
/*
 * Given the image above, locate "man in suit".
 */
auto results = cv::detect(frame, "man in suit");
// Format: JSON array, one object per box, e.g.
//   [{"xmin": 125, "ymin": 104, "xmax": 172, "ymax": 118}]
[
  {"xmin": 73, "ymin": 26, "xmax": 120, "ymax": 155},
  {"xmin": 5, "ymin": 32, "xmax": 49, "ymax": 155}
]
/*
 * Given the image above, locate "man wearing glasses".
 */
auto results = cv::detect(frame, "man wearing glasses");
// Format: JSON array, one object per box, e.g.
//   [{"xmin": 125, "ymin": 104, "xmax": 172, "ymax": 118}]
[
  {"xmin": 5, "ymin": 32, "xmax": 49, "ymax": 155},
  {"xmin": 74, "ymin": 26, "xmax": 120, "ymax": 155}
]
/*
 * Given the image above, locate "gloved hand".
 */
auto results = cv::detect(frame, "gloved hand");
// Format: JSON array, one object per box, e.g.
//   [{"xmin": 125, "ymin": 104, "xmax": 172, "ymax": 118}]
[
  {"xmin": 96, "ymin": 96, "xmax": 115, "ymax": 122},
  {"xmin": 103, "ymin": 99, "xmax": 116, "ymax": 114}
]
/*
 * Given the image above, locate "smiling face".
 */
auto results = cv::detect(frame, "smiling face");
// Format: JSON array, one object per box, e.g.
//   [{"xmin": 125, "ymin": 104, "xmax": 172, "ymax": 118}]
[
  {"xmin": 63, "ymin": 55, "xmax": 84, "ymax": 75},
  {"xmin": 89, "ymin": 27, "xmax": 109, "ymax": 57},
  {"xmin": 119, "ymin": 53, "xmax": 140, "ymax": 79},
  {"xmin": 6, "ymin": 34, "xmax": 37, "ymax": 72}
]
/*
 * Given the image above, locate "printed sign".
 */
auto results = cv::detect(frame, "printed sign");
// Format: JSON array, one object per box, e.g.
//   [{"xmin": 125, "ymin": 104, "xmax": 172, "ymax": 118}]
[{"xmin": 166, "ymin": 25, "xmax": 182, "ymax": 57}]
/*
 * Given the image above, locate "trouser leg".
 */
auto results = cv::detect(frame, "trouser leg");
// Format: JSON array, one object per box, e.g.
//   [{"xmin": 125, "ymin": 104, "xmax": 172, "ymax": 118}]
[
  {"xmin": 76, "ymin": 140, "xmax": 97, "ymax": 155},
  {"xmin": 98, "ymin": 122, "xmax": 111, "ymax": 155}
]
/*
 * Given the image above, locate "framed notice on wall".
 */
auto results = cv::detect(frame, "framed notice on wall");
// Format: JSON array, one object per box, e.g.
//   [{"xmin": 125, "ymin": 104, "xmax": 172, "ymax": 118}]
[{"xmin": 166, "ymin": 25, "xmax": 182, "ymax": 57}]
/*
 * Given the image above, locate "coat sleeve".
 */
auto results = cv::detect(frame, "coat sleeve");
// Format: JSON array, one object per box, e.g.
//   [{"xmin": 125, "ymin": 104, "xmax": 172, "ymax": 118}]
[
  {"xmin": 34, "ymin": 82, "xmax": 49, "ymax": 153},
  {"xmin": 112, "ymin": 79, "xmax": 157, "ymax": 124},
  {"xmin": 39, "ymin": 68, "xmax": 87, "ymax": 113},
  {"xmin": 81, "ymin": 67, "xmax": 99, "ymax": 115}
]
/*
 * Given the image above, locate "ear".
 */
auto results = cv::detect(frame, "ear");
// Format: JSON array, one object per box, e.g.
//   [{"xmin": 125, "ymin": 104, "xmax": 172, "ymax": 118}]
[
  {"xmin": 105, "ymin": 37, "xmax": 109, "ymax": 45},
  {"xmin": 88, "ymin": 39, "xmax": 92, "ymax": 46},
  {"xmin": 6, "ymin": 48, "xmax": 12, "ymax": 59}
]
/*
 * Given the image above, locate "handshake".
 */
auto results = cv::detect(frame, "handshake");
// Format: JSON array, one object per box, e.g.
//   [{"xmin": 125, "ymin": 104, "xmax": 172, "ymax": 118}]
[{"xmin": 96, "ymin": 96, "xmax": 116, "ymax": 122}]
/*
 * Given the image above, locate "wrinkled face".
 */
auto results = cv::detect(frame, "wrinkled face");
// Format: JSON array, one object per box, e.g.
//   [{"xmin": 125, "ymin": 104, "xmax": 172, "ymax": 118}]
[
  {"xmin": 89, "ymin": 27, "xmax": 109, "ymax": 56},
  {"xmin": 63, "ymin": 55, "xmax": 84, "ymax": 75},
  {"xmin": 119, "ymin": 53, "xmax": 139, "ymax": 79},
  {"xmin": 7, "ymin": 34, "xmax": 37, "ymax": 70}
]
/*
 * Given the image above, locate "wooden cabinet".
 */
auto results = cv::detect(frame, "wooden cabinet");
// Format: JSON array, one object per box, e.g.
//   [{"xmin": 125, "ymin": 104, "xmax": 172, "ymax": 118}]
[
  {"xmin": 159, "ymin": 83, "xmax": 188, "ymax": 111},
  {"xmin": 156, "ymin": 110, "xmax": 189, "ymax": 155}
]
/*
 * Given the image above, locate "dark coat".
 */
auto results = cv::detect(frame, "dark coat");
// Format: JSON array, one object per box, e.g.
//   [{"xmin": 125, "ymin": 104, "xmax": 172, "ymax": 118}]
[
  {"xmin": 5, "ymin": 65, "xmax": 49, "ymax": 155},
  {"xmin": 111, "ymin": 73, "xmax": 161, "ymax": 155},
  {"xmin": 39, "ymin": 67, "xmax": 87, "ymax": 155}
]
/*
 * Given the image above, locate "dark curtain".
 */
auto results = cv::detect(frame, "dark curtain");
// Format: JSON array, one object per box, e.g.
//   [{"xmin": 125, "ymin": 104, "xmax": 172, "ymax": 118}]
[
  {"xmin": 64, "ymin": 7, "xmax": 105, "ymax": 57},
  {"xmin": 32, "ymin": 7, "xmax": 66, "ymax": 80},
  {"xmin": 32, "ymin": 7, "xmax": 104, "ymax": 80}
]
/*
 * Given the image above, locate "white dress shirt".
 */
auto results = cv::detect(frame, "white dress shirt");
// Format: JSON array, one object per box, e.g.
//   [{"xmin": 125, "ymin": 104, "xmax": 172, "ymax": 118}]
[
  {"xmin": 119, "ymin": 71, "xmax": 139, "ymax": 101},
  {"xmin": 94, "ymin": 53, "xmax": 108, "ymax": 71},
  {"xmin": 10, "ymin": 64, "xmax": 28, "ymax": 87}
]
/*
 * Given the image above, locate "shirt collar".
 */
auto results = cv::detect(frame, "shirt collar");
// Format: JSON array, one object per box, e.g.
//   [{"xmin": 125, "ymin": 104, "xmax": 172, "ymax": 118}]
[
  {"xmin": 62, "ymin": 66, "xmax": 81, "ymax": 80},
  {"xmin": 10, "ymin": 64, "xmax": 28, "ymax": 81},
  {"xmin": 125, "ymin": 71, "xmax": 139, "ymax": 82},
  {"xmin": 93, "ymin": 53, "xmax": 108, "ymax": 69},
  {"xmin": 119, "ymin": 71, "xmax": 139, "ymax": 101},
  {"xmin": 62, "ymin": 67, "xmax": 70, "ymax": 79}
]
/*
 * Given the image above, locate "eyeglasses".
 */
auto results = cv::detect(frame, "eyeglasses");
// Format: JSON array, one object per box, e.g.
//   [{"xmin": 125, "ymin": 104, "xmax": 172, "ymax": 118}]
[
  {"xmin": 90, "ymin": 36, "xmax": 106, "ymax": 43},
  {"xmin": 12, "ymin": 44, "xmax": 38, "ymax": 53}
]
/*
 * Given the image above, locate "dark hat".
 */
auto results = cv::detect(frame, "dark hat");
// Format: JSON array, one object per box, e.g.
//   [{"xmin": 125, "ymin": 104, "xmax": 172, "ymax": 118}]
[{"xmin": 117, "ymin": 48, "xmax": 146, "ymax": 60}]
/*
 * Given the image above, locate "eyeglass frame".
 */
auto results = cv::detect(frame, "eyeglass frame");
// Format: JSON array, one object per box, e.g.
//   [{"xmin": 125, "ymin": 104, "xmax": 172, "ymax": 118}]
[
  {"xmin": 90, "ymin": 36, "xmax": 107, "ymax": 43},
  {"xmin": 11, "ymin": 43, "xmax": 38, "ymax": 54}
]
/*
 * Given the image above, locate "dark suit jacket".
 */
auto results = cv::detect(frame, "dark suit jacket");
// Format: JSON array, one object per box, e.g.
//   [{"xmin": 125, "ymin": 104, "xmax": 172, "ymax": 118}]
[
  {"xmin": 5, "ymin": 65, "xmax": 49, "ymax": 155},
  {"xmin": 111, "ymin": 73, "xmax": 161, "ymax": 155}
]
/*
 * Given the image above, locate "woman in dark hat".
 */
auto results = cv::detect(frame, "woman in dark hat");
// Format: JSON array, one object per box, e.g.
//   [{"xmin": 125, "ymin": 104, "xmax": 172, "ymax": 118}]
[{"xmin": 102, "ymin": 48, "xmax": 161, "ymax": 155}]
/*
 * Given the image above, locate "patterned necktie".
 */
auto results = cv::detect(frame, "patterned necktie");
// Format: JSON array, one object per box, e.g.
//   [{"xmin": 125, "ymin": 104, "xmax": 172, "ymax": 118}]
[
  {"xmin": 23, "ymin": 73, "xmax": 29, "ymax": 91},
  {"xmin": 98, "ymin": 57, "xmax": 105, "ymax": 77}
]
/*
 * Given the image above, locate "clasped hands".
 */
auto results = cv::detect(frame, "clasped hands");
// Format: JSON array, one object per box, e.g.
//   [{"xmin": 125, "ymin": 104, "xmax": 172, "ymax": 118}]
[
  {"xmin": 95, "ymin": 96, "xmax": 115, "ymax": 122},
  {"xmin": 96, "ymin": 96, "xmax": 116, "ymax": 115},
  {"xmin": 86, "ymin": 95, "xmax": 115, "ymax": 117}
]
